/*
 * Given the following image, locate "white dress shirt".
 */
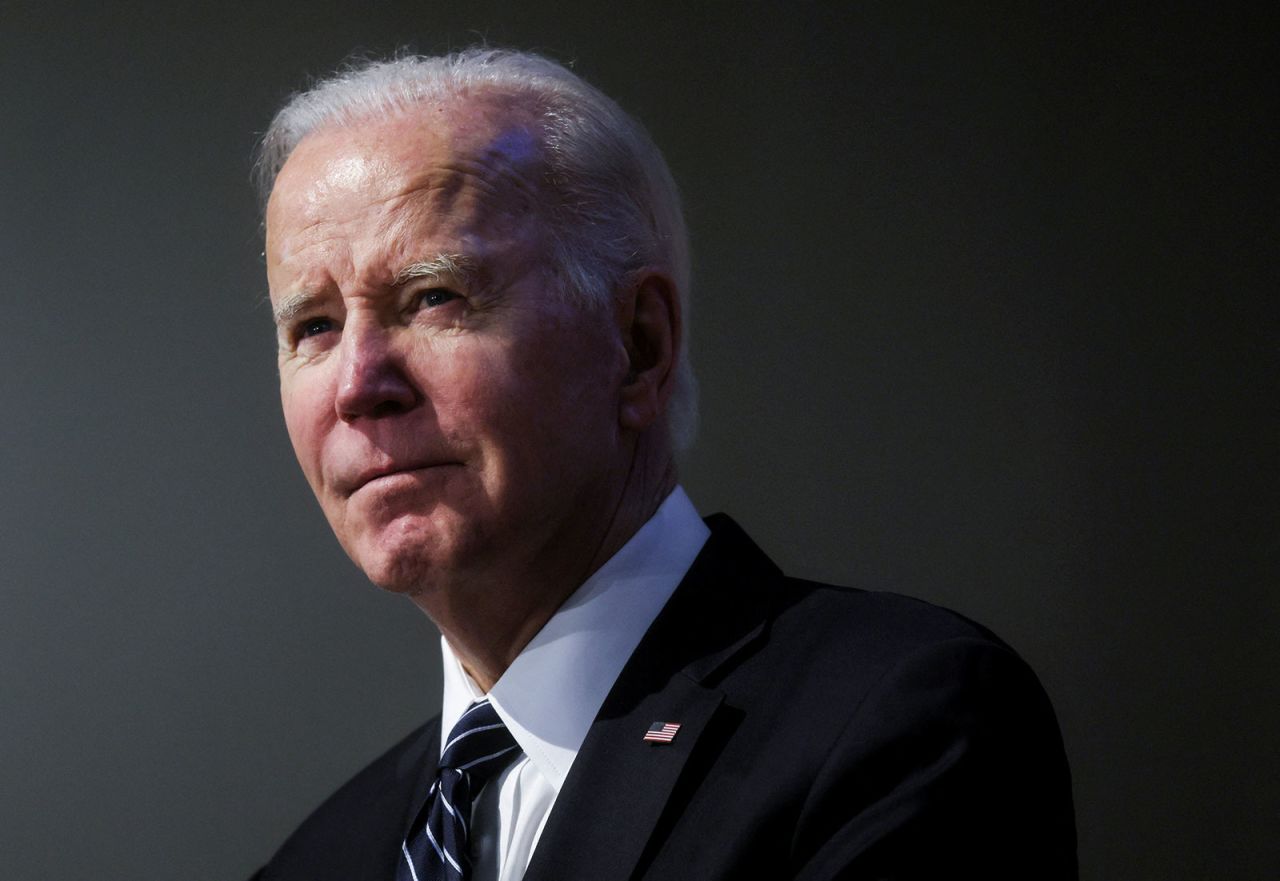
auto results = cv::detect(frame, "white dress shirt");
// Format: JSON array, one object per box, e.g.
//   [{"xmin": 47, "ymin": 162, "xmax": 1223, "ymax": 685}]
[{"xmin": 437, "ymin": 486, "xmax": 710, "ymax": 881}]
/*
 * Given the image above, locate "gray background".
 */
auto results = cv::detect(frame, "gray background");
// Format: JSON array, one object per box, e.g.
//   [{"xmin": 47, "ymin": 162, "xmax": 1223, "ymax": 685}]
[{"xmin": 1, "ymin": 2, "xmax": 1274, "ymax": 879}]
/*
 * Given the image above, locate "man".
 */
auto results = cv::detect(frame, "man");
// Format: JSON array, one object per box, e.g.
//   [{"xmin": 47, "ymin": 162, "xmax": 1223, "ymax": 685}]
[{"xmin": 251, "ymin": 49, "xmax": 1076, "ymax": 880}]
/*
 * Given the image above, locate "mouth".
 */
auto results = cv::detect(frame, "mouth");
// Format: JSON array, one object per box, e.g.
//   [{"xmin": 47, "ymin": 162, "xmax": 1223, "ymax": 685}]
[{"xmin": 342, "ymin": 462, "xmax": 460, "ymax": 497}]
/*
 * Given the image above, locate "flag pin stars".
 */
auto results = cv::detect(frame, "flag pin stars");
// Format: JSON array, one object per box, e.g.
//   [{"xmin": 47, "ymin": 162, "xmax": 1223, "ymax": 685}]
[{"xmin": 643, "ymin": 721, "xmax": 681, "ymax": 743}]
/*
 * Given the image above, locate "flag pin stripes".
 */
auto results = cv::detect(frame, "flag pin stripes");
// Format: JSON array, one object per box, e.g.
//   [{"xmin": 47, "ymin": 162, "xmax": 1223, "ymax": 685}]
[{"xmin": 643, "ymin": 721, "xmax": 681, "ymax": 743}]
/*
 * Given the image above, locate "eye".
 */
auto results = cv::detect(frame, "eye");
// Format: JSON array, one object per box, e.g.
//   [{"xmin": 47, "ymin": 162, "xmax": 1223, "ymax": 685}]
[
  {"xmin": 298, "ymin": 316, "xmax": 336, "ymax": 339},
  {"xmin": 416, "ymin": 287, "xmax": 459, "ymax": 309}
]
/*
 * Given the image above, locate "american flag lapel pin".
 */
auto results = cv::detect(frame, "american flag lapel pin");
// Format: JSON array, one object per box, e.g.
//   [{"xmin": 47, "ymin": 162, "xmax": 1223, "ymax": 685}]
[{"xmin": 643, "ymin": 721, "xmax": 681, "ymax": 744}]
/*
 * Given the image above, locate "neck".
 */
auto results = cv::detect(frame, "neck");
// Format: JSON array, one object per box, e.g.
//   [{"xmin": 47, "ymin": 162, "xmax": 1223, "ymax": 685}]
[{"xmin": 420, "ymin": 432, "xmax": 677, "ymax": 693}]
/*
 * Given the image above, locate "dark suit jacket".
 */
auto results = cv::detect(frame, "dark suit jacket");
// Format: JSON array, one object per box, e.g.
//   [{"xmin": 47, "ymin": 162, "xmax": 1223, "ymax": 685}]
[{"xmin": 253, "ymin": 515, "xmax": 1077, "ymax": 880}]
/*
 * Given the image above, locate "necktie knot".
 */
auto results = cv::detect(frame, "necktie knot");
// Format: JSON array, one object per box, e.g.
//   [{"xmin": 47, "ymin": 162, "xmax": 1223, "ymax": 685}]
[{"xmin": 440, "ymin": 699, "xmax": 519, "ymax": 786}]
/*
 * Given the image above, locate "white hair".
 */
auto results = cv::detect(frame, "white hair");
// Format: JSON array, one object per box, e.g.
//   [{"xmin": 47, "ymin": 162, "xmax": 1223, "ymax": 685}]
[{"xmin": 254, "ymin": 48, "xmax": 698, "ymax": 451}]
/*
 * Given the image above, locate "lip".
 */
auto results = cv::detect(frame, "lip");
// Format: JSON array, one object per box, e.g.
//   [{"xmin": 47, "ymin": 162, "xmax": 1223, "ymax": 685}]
[{"xmin": 341, "ymin": 462, "xmax": 459, "ymax": 497}]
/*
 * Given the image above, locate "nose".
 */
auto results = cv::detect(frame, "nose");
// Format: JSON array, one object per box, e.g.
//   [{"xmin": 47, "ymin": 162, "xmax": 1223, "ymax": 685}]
[{"xmin": 333, "ymin": 318, "xmax": 419, "ymax": 422}]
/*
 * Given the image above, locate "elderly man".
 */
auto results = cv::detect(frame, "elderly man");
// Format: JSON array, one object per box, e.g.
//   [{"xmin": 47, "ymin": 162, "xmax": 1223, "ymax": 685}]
[{"xmin": 250, "ymin": 49, "xmax": 1076, "ymax": 881}]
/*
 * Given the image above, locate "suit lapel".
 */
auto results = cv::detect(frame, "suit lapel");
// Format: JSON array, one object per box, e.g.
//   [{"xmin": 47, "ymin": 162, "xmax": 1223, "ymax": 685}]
[
  {"xmin": 522, "ymin": 673, "xmax": 724, "ymax": 881},
  {"xmin": 522, "ymin": 515, "xmax": 784, "ymax": 881}
]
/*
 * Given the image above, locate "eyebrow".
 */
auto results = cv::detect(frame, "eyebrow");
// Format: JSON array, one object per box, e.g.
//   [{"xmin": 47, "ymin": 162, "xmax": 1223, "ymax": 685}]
[
  {"xmin": 272, "ymin": 291, "xmax": 322, "ymax": 327},
  {"xmin": 393, "ymin": 252, "xmax": 479, "ymax": 287},
  {"xmin": 271, "ymin": 253, "xmax": 480, "ymax": 327}
]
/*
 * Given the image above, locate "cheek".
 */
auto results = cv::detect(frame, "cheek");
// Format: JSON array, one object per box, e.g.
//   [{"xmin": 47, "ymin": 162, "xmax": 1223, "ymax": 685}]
[
  {"xmin": 421, "ymin": 348, "xmax": 517, "ymax": 450},
  {"xmin": 482, "ymin": 334, "xmax": 619, "ymax": 458},
  {"xmin": 279, "ymin": 376, "xmax": 332, "ymax": 478}
]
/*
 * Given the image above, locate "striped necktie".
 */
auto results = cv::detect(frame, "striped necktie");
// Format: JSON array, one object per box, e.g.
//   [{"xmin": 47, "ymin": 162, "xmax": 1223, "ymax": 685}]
[{"xmin": 398, "ymin": 699, "xmax": 520, "ymax": 881}]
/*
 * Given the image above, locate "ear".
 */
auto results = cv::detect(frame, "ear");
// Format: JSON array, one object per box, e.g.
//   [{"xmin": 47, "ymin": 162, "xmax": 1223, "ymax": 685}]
[{"xmin": 616, "ymin": 270, "xmax": 681, "ymax": 434}]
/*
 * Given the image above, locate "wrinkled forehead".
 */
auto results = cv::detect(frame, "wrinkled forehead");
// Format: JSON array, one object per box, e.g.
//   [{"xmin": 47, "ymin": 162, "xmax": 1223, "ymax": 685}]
[{"xmin": 266, "ymin": 95, "xmax": 551, "ymax": 240}]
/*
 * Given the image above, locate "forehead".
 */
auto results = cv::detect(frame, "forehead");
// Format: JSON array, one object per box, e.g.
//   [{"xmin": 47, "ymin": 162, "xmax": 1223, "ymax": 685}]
[{"xmin": 265, "ymin": 98, "xmax": 549, "ymax": 274}]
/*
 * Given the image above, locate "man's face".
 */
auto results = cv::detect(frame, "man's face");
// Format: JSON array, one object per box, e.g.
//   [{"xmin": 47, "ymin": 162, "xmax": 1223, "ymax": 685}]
[{"xmin": 265, "ymin": 106, "xmax": 629, "ymax": 596}]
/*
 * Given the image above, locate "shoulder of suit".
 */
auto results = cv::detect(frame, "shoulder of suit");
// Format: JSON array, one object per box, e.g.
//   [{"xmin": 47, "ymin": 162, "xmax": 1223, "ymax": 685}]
[
  {"xmin": 698, "ymin": 513, "xmax": 1021, "ymax": 674},
  {"xmin": 753, "ymin": 573, "xmax": 1030, "ymax": 685},
  {"xmin": 783, "ymin": 576, "xmax": 1003, "ymax": 642}
]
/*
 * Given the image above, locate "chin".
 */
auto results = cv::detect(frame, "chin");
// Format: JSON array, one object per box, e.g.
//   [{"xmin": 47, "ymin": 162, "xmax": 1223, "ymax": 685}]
[
  {"xmin": 352, "ymin": 551, "xmax": 425, "ymax": 594},
  {"xmin": 341, "ymin": 514, "xmax": 474, "ymax": 597}
]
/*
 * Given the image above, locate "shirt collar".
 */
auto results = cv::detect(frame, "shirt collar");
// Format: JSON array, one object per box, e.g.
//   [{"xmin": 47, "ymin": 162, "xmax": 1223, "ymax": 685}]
[{"xmin": 440, "ymin": 486, "xmax": 709, "ymax": 791}]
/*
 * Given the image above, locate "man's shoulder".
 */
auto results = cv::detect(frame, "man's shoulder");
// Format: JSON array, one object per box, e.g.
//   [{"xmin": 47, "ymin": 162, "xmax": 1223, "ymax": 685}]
[
  {"xmin": 721, "ymin": 568, "xmax": 1035, "ymax": 707},
  {"xmin": 777, "ymin": 575, "xmax": 1010, "ymax": 660},
  {"xmin": 697, "ymin": 513, "xmax": 1017, "ymax": 666},
  {"xmin": 648, "ymin": 520, "xmax": 1078, "ymax": 875},
  {"xmin": 253, "ymin": 721, "xmax": 438, "ymax": 881},
  {"xmin": 689, "ymin": 515, "xmax": 1062, "ymax": 753},
  {"xmin": 764, "ymin": 577, "xmax": 1060, "ymax": 736}
]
